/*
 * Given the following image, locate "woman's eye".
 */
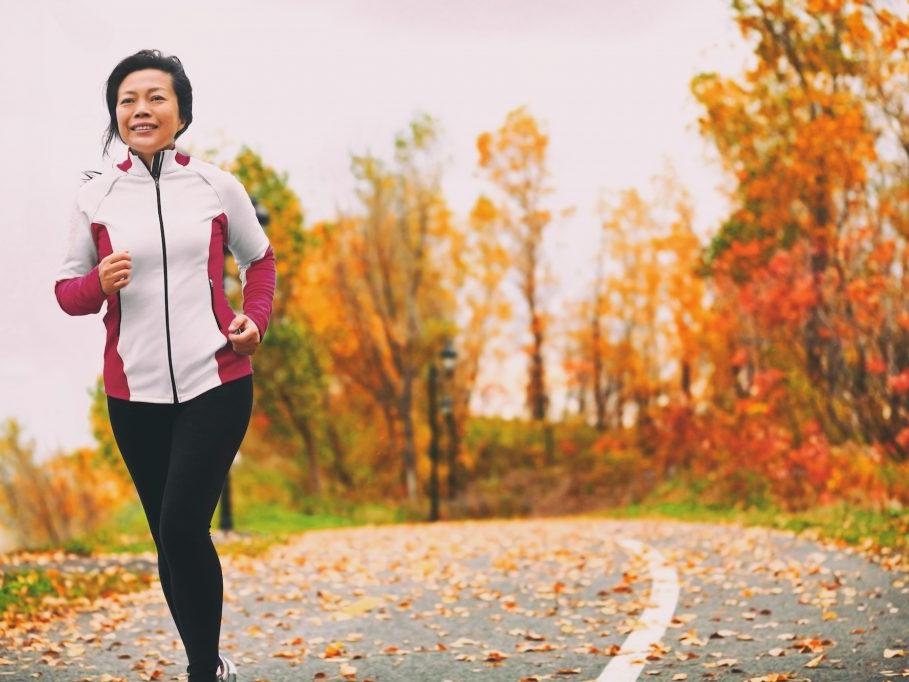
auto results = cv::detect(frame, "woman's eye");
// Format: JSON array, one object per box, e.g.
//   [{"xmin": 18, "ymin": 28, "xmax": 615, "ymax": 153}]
[{"xmin": 152, "ymin": 96, "xmax": 165, "ymax": 101}]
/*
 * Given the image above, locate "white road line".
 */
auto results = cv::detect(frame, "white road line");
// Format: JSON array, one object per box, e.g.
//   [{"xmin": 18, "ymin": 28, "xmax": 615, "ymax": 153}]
[{"xmin": 597, "ymin": 538, "xmax": 680, "ymax": 682}]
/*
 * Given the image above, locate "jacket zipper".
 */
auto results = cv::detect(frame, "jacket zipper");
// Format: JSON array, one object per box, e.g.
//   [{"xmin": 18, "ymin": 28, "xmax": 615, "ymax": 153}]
[{"xmin": 152, "ymin": 151, "xmax": 180, "ymax": 404}]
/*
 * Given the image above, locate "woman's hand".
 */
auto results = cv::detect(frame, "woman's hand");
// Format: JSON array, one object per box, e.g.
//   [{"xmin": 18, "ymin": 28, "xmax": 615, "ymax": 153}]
[
  {"xmin": 99, "ymin": 251, "xmax": 131, "ymax": 296},
  {"xmin": 228, "ymin": 314, "xmax": 260, "ymax": 355}
]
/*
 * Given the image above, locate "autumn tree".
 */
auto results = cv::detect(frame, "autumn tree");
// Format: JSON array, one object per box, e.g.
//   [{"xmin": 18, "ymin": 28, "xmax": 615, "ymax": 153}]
[
  {"xmin": 693, "ymin": 0, "xmax": 909, "ymax": 459},
  {"xmin": 444, "ymin": 195, "xmax": 512, "ymax": 491},
  {"xmin": 568, "ymin": 164, "xmax": 708, "ymax": 447},
  {"xmin": 476, "ymin": 106, "xmax": 560, "ymax": 423},
  {"xmin": 304, "ymin": 114, "xmax": 457, "ymax": 502}
]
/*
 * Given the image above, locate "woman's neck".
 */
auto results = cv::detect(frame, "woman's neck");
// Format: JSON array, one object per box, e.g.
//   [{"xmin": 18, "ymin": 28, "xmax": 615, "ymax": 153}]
[{"xmin": 132, "ymin": 142, "xmax": 176, "ymax": 170}]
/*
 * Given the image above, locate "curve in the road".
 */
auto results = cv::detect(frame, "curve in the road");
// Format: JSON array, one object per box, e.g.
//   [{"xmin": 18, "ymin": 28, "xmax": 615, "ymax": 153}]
[{"xmin": 597, "ymin": 537, "xmax": 680, "ymax": 682}]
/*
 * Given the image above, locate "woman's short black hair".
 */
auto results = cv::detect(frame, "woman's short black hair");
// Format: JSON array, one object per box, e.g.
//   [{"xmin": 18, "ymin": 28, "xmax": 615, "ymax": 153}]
[{"xmin": 102, "ymin": 49, "xmax": 193, "ymax": 158}]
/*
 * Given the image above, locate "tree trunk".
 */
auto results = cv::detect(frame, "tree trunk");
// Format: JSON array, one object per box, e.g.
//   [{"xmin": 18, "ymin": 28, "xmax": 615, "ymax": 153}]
[
  {"xmin": 399, "ymin": 377, "xmax": 418, "ymax": 503},
  {"xmin": 592, "ymin": 303, "xmax": 606, "ymax": 431},
  {"xmin": 277, "ymin": 387, "xmax": 322, "ymax": 496},
  {"xmin": 527, "ymin": 301, "xmax": 547, "ymax": 420},
  {"xmin": 308, "ymin": 348, "xmax": 353, "ymax": 490},
  {"xmin": 297, "ymin": 415, "xmax": 322, "ymax": 496}
]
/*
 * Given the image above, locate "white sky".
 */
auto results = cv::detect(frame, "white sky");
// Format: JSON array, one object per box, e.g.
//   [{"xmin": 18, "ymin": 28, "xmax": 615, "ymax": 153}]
[{"xmin": 0, "ymin": 0, "xmax": 751, "ymax": 461}]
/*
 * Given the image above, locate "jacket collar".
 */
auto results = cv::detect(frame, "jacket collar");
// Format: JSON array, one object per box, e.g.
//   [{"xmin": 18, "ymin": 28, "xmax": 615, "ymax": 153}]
[{"xmin": 115, "ymin": 146, "xmax": 189, "ymax": 178}]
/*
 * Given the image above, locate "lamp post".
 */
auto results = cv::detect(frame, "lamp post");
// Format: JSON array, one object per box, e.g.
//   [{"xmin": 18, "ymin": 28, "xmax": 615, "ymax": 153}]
[
  {"xmin": 428, "ymin": 340, "xmax": 458, "ymax": 521},
  {"xmin": 439, "ymin": 341, "xmax": 459, "ymax": 500},
  {"xmin": 427, "ymin": 360, "xmax": 441, "ymax": 522},
  {"xmin": 219, "ymin": 194, "xmax": 269, "ymax": 533}
]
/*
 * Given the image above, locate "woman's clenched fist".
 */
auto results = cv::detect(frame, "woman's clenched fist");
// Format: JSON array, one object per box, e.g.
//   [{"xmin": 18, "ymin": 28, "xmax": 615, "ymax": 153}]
[{"xmin": 99, "ymin": 251, "xmax": 131, "ymax": 296}]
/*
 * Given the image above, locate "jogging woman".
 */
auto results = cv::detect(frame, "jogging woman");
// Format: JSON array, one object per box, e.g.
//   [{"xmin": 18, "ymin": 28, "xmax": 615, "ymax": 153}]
[{"xmin": 54, "ymin": 49, "xmax": 276, "ymax": 682}]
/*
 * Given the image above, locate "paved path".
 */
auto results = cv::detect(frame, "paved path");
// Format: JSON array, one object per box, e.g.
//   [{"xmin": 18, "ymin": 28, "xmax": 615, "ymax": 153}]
[{"xmin": 1, "ymin": 517, "xmax": 908, "ymax": 681}]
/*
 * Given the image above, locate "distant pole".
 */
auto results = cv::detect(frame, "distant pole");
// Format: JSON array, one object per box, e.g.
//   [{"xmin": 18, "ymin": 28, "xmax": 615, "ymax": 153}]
[
  {"xmin": 440, "ymin": 341, "xmax": 459, "ymax": 500},
  {"xmin": 428, "ymin": 362, "xmax": 441, "ymax": 522}
]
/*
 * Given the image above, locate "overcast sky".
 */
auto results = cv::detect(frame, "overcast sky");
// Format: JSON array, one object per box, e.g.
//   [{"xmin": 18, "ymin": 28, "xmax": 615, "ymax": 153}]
[{"xmin": 1, "ymin": 0, "xmax": 752, "ymax": 461}]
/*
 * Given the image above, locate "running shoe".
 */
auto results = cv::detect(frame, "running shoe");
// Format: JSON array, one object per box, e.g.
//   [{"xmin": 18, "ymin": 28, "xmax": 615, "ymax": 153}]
[{"xmin": 217, "ymin": 653, "xmax": 237, "ymax": 681}]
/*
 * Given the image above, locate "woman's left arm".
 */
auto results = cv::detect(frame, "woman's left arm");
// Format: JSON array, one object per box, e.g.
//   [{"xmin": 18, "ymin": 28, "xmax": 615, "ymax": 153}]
[{"xmin": 221, "ymin": 173, "xmax": 277, "ymax": 346}]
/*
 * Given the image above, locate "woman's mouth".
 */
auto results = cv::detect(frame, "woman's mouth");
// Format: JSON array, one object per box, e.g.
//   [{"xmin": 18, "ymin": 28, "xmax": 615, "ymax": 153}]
[{"xmin": 131, "ymin": 124, "xmax": 158, "ymax": 133}]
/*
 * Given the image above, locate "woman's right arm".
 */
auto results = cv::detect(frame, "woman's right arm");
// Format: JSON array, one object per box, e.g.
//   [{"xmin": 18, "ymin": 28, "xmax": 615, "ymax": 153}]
[{"xmin": 54, "ymin": 200, "xmax": 107, "ymax": 316}]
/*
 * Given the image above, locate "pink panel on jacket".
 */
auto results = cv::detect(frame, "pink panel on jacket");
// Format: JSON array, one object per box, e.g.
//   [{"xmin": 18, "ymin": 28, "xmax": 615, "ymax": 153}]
[{"xmin": 208, "ymin": 213, "xmax": 252, "ymax": 383}]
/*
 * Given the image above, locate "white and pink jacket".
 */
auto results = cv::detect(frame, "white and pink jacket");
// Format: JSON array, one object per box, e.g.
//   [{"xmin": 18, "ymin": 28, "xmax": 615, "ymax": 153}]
[{"xmin": 54, "ymin": 147, "xmax": 276, "ymax": 404}]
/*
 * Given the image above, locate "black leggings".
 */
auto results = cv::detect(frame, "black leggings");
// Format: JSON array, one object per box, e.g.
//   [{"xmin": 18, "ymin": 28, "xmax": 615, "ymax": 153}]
[{"xmin": 107, "ymin": 374, "xmax": 253, "ymax": 681}]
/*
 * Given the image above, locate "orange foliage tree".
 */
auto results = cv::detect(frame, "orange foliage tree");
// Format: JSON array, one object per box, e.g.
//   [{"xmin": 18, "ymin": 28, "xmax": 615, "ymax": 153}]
[
  {"xmin": 693, "ymin": 0, "xmax": 909, "ymax": 465},
  {"xmin": 299, "ymin": 114, "xmax": 459, "ymax": 502},
  {"xmin": 476, "ymin": 106, "xmax": 562, "ymax": 423},
  {"xmin": 564, "ymin": 164, "xmax": 712, "ymax": 457}
]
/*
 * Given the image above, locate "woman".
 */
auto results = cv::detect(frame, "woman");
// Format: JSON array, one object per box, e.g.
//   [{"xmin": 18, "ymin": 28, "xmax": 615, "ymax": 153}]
[{"xmin": 54, "ymin": 49, "xmax": 276, "ymax": 682}]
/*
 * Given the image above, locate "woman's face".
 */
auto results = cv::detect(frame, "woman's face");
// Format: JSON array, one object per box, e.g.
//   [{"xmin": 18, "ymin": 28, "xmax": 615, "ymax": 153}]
[{"xmin": 115, "ymin": 68, "xmax": 185, "ymax": 157}]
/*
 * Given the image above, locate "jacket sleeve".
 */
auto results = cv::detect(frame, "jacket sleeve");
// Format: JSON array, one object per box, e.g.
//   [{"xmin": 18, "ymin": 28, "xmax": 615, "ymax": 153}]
[
  {"xmin": 54, "ymin": 199, "xmax": 106, "ymax": 316},
  {"xmin": 221, "ymin": 172, "xmax": 277, "ymax": 340}
]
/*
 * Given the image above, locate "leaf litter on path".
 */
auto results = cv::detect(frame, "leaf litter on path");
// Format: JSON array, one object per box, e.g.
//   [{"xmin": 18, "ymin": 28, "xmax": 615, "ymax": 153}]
[{"xmin": 0, "ymin": 516, "xmax": 906, "ymax": 680}]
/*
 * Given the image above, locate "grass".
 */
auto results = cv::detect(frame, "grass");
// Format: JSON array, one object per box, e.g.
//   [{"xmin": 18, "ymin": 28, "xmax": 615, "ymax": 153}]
[
  {"xmin": 0, "ymin": 564, "xmax": 154, "ymax": 617},
  {"xmin": 232, "ymin": 497, "xmax": 418, "ymax": 534},
  {"xmin": 213, "ymin": 499, "xmax": 422, "ymax": 557},
  {"xmin": 589, "ymin": 500, "xmax": 909, "ymax": 558},
  {"xmin": 23, "ymin": 494, "xmax": 422, "ymax": 557}
]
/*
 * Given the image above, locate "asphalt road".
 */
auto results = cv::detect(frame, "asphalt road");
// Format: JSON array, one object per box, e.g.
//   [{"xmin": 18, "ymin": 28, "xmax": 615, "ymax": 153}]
[{"xmin": 1, "ymin": 517, "xmax": 907, "ymax": 681}]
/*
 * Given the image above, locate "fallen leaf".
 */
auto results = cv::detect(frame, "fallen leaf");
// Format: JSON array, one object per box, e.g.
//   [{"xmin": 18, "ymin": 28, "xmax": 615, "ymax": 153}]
[{"xmin": 805, "ymin": 654, "xmax": 824, "ymax": 668}]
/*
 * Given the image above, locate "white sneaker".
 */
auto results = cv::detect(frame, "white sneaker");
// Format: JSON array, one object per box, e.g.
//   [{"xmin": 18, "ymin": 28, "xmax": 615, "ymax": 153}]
[{"xmin": 217, "ymin": 653, "xmax": 237, "ymax": 681}]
